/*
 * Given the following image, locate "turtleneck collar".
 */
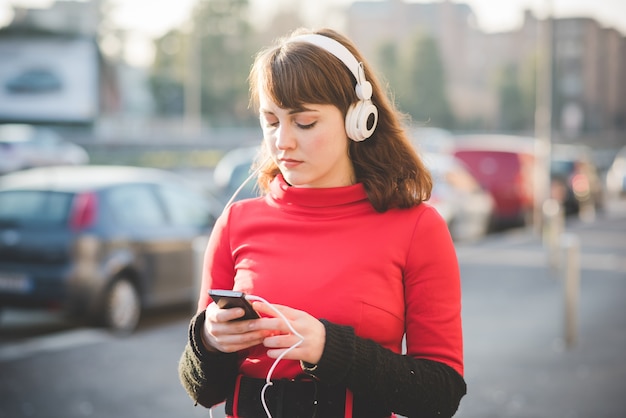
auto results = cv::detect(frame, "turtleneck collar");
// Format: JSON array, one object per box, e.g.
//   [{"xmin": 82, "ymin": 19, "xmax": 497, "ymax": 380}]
[{"xmin": 268, "ymin": 174, "xmax": 369, "ymax": 208}]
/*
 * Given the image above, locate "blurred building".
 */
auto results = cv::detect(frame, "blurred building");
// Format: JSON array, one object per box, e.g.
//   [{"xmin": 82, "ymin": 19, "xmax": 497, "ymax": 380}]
[
  {"xmin": 346, "ymin": 0, "xmax": 626, "ymax": 147},
  {"xmin": 347, "ymin": 0, "xmax": 492, "ymax": 127},
  {"xmin": 9, "ymin": 0, "xmax": 102, "ymax": 35},
  {"xmin": 551, "ymin": 19, "xmax": 626, "ymax": 136},
  {"xmin": 0, "ymin": 0, "xmax": 121, "ymax": 130}
]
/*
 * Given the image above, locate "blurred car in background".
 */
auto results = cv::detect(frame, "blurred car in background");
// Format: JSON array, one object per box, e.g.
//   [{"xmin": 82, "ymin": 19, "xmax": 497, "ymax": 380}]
[
  {"xmin": 0, "ymin": 165, "xmax": 221, "ymax": 333},
  {"xmin": 606, "ymin": 145, "xmax": 626, "ymax": 197},
  {"xmin": 424, "ymin": 152, "xmax": 495, "ymax": 241},
  {"xmin": 410, "ymin": 126, "xmax": 455, "ymax": 154},
  {"xmin": 213, "ymin": 145, "xmax": 494, "ymax": 242},
  {"xmin": 550, "ymin": 144, "xmax": 605, "ymax": 217},
  {"xmin": 0, "ymin": 123, "xmax": 89, "ymax": 175},
  {"xmin": 213, "ymin": 145, "xmax": 262, "ymax": 204},
  {"xmin": 5, "ymin": 67, "xmax": 63, "ymax": 94},
  {"xmin": 451, "ymin": 134, "xmax": 539, "ymax": 230}
]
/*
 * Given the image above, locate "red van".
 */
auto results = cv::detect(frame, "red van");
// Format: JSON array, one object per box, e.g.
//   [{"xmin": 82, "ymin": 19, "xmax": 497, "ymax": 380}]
[{"xmin": 451, "ymin": 135, "xmax": 540, "ymax": 230}]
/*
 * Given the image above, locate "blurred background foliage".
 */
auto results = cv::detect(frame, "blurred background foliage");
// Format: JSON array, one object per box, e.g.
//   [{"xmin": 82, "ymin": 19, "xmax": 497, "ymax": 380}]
[{"xmin": 148, "ymin": 1, "xmax": 460, "ymax": 129}]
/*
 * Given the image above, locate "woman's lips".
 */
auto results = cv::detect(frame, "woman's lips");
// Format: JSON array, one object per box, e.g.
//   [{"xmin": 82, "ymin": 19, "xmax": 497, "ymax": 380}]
[{"xmin": 280, "ymin": 158, "xmax": 302, "ymax": 168}]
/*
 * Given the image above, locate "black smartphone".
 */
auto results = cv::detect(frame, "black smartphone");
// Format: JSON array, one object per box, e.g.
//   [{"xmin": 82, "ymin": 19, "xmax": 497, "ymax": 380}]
[{"xmin": 208, "ymin": 289, "xmax": 260, "ymax": 321}]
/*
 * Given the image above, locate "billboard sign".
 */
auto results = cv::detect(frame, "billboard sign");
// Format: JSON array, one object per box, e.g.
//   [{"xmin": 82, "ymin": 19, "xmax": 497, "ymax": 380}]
[{"xmin": 0, "ymin": 35, "xmax": 99, "ymax": 124}]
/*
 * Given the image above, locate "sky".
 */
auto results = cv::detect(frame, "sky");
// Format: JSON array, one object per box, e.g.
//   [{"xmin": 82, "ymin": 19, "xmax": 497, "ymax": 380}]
[
  {"xmin": 2, "ymin": 0, "xmax": 626, "ymax": 36},
  {"xmin": 2, "ymin": 0, "xmax": 626, "ymax": 65}
]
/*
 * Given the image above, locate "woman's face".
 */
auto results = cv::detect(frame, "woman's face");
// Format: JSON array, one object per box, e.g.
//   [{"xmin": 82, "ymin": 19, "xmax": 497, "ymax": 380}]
[{"xmin": 258, "ymin": 87, "xmax": 355, "ymax": 188}]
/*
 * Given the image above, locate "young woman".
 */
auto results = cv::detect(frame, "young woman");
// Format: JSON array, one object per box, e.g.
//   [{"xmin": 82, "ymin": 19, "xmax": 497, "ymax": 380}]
[{"xmin": 179, "ymin": 27, "xmax": 466, "ymax": 418}]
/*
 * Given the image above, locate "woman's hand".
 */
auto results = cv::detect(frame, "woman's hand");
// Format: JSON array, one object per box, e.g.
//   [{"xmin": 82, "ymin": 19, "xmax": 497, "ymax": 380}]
[
  {"xmin": 202, "ymin": 300, "xmax": 326, "ymax": 365},
  {"xmin": 202, "ymin": 302, "xmax": 270, "ymax": 353},
  {"xmin": 251, "ymin": 302, "xmax": 326, "ymax": 365}
]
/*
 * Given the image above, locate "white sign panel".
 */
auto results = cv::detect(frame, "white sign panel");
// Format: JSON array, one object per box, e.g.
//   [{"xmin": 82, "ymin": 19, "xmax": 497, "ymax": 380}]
[{"xmin": 0, "ymin": 36, "xmax": 99, "ymax": 124}]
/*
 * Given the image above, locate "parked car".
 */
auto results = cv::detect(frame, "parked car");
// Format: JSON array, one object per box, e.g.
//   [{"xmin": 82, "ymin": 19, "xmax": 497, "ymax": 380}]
[
  {"xmin": 409, "ymin": 126, "xmax": 455, "ymax": 154},
  {"xmin": 0, "ymin": 165, "xmax": 222, "ymax": 333},
  {"xmin": 213, "ymin": 145, "xmax": 262, "ymax": 204},
  {"xmin": 424, "ymin": 152, "xmax": 495, "ymax": 241},
  {"xmin": 606, "ymin": 145, "xmax": 626, "ymax": 197},
  {"xmin": 0, "ymin": 124, "xmax": 89, "ymax": 175},
  {"xmin": 550, "ymin": 144, "xmax": 605, "ymax": 216},
  {"xmin": 451, "ymin": 134, "xmax": 540, "ymax": 230},
  {"xmin": 214, "ymin": 145, "xmax": 494, "ymax": 242}
]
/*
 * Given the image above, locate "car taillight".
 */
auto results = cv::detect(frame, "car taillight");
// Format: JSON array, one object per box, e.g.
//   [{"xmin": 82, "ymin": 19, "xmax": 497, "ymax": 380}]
[
  {"xmin": 70, "ymin": 192, "xmax": 97, "ymax": 230},
  {"xmin": 571, "ymin": 173, "xmax": 590, "ymax": 198}
]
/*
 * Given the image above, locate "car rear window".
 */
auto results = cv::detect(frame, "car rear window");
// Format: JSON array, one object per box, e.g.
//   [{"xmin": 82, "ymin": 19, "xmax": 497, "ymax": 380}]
[
  {"xmin": 551, "ymin": 160, "xmax": 575, "ymax": 176},
  {"xmin": 0, "ymin": 190, "xmax": 72, "ymax": 226},
  {"xmin": 106, "ymin": 184, "xmax": 167, "ymax": 227}
]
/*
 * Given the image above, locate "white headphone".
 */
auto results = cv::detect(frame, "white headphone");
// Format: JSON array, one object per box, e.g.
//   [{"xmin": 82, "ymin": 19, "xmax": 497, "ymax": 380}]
[{"xmin": 289, "ymin": 34, "xmax": 379, "ymax": 142}]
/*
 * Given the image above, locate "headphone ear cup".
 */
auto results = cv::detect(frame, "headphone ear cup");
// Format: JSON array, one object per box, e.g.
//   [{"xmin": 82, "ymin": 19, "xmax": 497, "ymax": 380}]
[
  {"xmin": 355, "ymin": 80, "xmax": 373, "ymax": 101},
  {"xmin": 345, "ymin": 100, "xmax": 378, "ymax": 142}
]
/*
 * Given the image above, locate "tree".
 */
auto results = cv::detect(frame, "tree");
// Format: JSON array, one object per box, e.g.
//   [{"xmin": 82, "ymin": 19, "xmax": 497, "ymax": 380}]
[
  {"xmin": 150, "ymin": 0, "xmax": 258, "ymax": 126},
  {"xmin": 400, "ymin": 34, "xmax": 454, "ymax": 129},
  {"xmin": 496, "ymin": 64, "xmax": 527, "ymax": 131},
  {"xmin": 375, "ymin": 40, "xmax": 402, "ymax": 101},
  {"xmin": 495, "ymin": 59, "xmax": 536, "ymax": 132},
  {"xmin": 191, "ymin": 0, "xmax": 257, "ymax": 126},
  {"xmin": 519, "ymin": 53, "xmax": 537, "ymax": 131},
  {"xmin": 151, "ymin": 30, "xmax": 187, "ymax": 116}
]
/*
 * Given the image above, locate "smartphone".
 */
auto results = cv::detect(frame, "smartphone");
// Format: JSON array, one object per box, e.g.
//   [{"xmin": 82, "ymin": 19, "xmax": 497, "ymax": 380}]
[{"xmin": 208, "ymin": 289, "xmax": 260, "ymax": 321}]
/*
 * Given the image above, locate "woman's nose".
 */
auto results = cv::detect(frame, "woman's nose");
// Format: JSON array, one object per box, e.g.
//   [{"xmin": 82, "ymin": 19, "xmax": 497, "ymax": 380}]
[{"xmin": 275, "ymin": 123, "xmax": 296, "ymax": 150}]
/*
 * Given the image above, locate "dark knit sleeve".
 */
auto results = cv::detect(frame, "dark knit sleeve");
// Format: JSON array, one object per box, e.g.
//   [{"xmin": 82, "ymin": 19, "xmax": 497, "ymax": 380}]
[
  {"xmin": 178, "ymin": 311, "xmax": 239, "ymax": 408},
  {"xmin": 302, "ymin": 320, "xmax": 467, "ymax": 418}
]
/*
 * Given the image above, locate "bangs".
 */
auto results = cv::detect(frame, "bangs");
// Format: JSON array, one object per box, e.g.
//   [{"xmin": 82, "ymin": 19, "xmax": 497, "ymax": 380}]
[{"xmin": 253, "ymin": 43, "xmax": 353, "ymax": 111}]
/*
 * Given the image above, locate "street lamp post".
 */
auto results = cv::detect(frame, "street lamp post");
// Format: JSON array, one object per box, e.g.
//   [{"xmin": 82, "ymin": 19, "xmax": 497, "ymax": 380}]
[{"xmin": 534, "ymin": 0, "xmax": 554, "ymax": 236}]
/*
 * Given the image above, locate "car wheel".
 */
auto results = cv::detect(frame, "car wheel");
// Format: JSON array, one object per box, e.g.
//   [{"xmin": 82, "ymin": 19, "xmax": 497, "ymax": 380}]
[{"xmin": 102, "ymin": 276, "xmax": 141, "ymax": 334}]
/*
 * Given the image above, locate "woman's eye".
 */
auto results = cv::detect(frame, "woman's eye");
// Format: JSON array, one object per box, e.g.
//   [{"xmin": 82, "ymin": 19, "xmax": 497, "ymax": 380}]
[
  {"xmin": 296, "ymin": 121, "xmax": 316, "ymax": 130},
  {"xmin": 262, "ymin": 118, "xmax": 279, "ymax": 128}
]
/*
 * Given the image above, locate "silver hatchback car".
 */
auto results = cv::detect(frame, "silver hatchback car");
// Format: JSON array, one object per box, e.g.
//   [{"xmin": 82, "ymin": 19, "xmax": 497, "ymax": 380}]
[{"xmin": 0, "ymin": 165, "xmax": 221, "ymax": 333}]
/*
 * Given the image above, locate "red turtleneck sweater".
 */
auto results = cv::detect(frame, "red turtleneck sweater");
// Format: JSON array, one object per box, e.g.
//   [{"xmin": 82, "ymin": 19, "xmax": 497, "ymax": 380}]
[{"xmin": 197, "ymin": 175, "xmax": 463, "ymax": 379}]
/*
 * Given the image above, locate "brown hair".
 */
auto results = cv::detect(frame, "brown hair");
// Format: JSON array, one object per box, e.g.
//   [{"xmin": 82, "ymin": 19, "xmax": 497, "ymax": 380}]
[{"xmin": 249, "ymin": 27, "xmax": 431, "ymax": 212}]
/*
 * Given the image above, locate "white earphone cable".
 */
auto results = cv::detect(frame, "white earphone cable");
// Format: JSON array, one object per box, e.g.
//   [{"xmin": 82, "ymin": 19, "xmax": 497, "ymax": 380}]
[
  {"xmin": 246, "ymin": 294, "xmax": 305, "ymax": 418},
  {"xmin": 215, "ymin": 156, "xmax": 304, "ymax": 417},
  {"xmin": 222, "ymin": 155, "xmax": 271, "ymax": 213}
]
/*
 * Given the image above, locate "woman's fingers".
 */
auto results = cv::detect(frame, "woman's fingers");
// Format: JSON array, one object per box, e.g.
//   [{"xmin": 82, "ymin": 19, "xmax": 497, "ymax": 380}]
[
  {"xmin": 203, "ymin": 303, "xmax": 269, "ymax": 352},
  {"xmin": 211, "ymin": 331, "xmax": 267, "ymax": 352},
  {"xmin": 264, "ymin": 334, "xmax": 305, "ymax": 360},
  {"xmin": 207, "ymin": 302, "xmax": 251, "ymax": 323},
  {"xmin": 252, "ymin": 301, "xmax": 295, "ymax": 319},
  {"xmin": 203, "ymin": 300, "xmax": 325, "ymax": 363},
  {"xmin": 251, "ymin": 302, "xmax": 325, "ymax": 364},
  {"xmin": 205, "ymin": 323, "xmax": 268, "ymax": 353}
]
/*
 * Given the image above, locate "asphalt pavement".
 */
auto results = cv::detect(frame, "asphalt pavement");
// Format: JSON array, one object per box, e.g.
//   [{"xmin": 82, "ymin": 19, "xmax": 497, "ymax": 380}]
[
  {"xmin": 454, "ymin": 198, "xmax": 626, "ymax": 418},
  {"xmin": 0, "ymin": 199, "xmax": 624, "ymax": 418}
]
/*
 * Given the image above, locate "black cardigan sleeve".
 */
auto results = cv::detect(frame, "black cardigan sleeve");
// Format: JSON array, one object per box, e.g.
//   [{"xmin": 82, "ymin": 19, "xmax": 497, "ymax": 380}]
[
  {"xmin": 178, "ymin": 311, "xmax": 239, "ymax": 408},
  {"xmin": 179, "ymin": 314, "xmax": 466, "ymax": 416},
  {"xmin": 301, "ymin": 320, "xmax": 467, "ymax": 418}
]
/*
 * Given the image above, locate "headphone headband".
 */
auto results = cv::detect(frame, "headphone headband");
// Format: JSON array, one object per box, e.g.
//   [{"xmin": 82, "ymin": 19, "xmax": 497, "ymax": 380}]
[
  {"xmin": 287, "ymin": 33, "xmax": 378, "ymax": 141},
  {"xmin": 289, "ymin": 34, "xmax": 365, "ymax": 88}
]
